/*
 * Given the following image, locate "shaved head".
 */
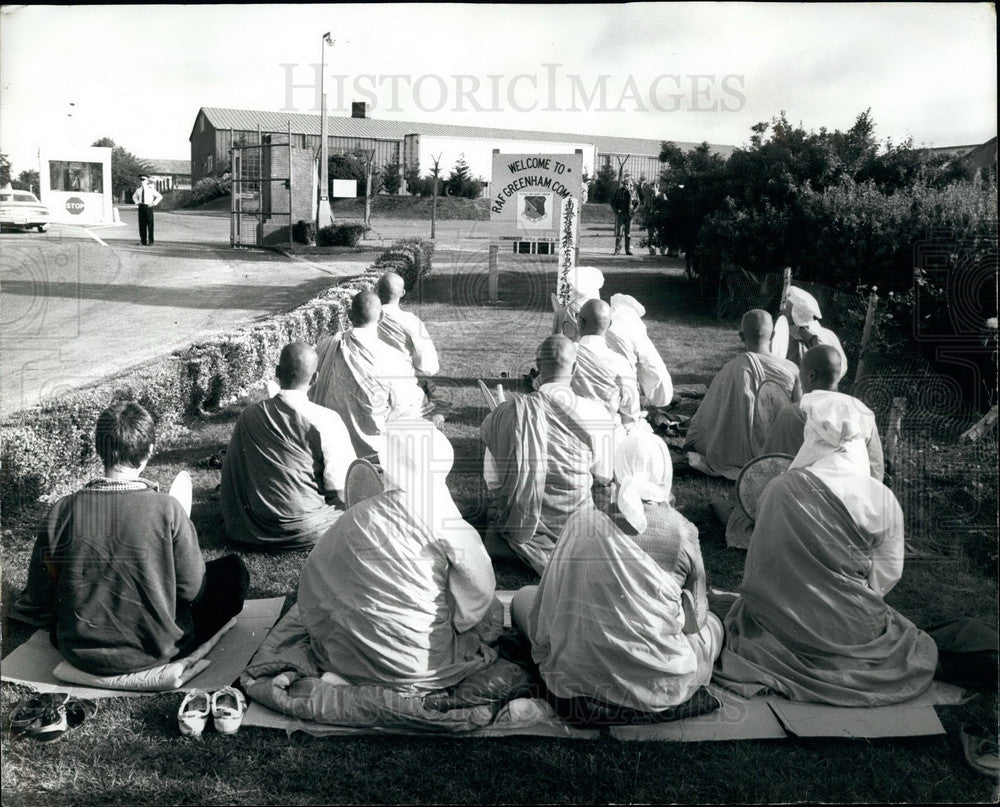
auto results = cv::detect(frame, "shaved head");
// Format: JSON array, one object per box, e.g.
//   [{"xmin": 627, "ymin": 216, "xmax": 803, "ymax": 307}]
[
  {"xmin": 349, "ymin": 290, "xmax": 381, "ymax": 328},
  {"xmin": 578, "ymin": 298, "xmax": 612, "ymax": 337},
  {"xmin": 536, "ymin": 334, "xmax": 577, "ymax": 383},
  {"xmin": 375, "ymin": 271, "xmax": 405, "ymax": 304},
  {"xmin": 801, "ymin": 345, "xmax": 842, "ymax": 393},
  {"xmin": 739, "ymin": 309, "xmax": 774, "ymax": 352},
  {"xmin": 277, "ymin": 342, "xmax": 318, "ymax": 389}
]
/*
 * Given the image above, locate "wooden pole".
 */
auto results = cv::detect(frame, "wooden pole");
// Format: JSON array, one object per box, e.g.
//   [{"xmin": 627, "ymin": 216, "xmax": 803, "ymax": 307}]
[
  {"xmin": 488, "ymin": 244, "xmax": 499, "ymax": 302},
  {"xmin": 780, "ymin": 266, "xmax": 792, "ymax": 307},
  {"xmin": 885, "ymin": 397, "xmax": 907, "ymax": 475},
  {"xmin": 430, "ymin": 153, "xmax": 441, "ymax": 240},
  {"xmin": 854, "ymin": 288, "xmax": 879, "ymax": 386}
]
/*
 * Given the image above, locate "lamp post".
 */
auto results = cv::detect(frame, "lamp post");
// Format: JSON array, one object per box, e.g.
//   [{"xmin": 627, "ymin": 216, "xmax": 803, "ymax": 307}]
[{"xmin": 317, "ymin": 32, "xmax": 334, "ymax": 230}]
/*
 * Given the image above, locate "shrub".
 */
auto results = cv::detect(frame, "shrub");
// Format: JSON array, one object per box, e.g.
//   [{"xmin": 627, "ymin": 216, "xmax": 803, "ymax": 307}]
[
  {"xmin": 373, "ymin": 238, "xmax": 434, "ymax": 290},
  {"xmin": 292, "ymin": 220, "xmax": 316, "ymax": 245},
  {"xmin": 189, "ymin": 176, "xmax": 230, "ymax": 206},
  {"xmin": 317, "ymin": 223, "xmax": 368, "ymax": 247}
]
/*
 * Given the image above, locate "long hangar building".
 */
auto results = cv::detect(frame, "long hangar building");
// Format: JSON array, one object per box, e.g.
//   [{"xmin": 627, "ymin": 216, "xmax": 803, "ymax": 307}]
[{"xmin": 189, "ymin": 105, "xmax": 734, "ymax": 190}]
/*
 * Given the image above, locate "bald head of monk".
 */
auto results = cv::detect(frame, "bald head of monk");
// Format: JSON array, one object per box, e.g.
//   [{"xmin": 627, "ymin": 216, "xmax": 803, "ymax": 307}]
[
  {"xmin": 375, "ymin": 271, "xmax": 405, "ymax": 305},
  {"xmin": 800, "ymin": 344, "xmax": 842, "ymax": 393},
  {"xmin": 739, "ymin": 309, "xmax": 774, "ymax": 354},
  {"xmin": 277, "ymin": 342, "xmax": 318, "ymax": 390},
  {"xmin": 536, "ymin": 334, "xmax": 578, "ymax": 385},
  {"xmin": 578, "ymin": 298, "xmax": 612, "ymax": 338},
  {"xmin": 349, "ymin": 290, "xmax": 382, "ymax": 329}
]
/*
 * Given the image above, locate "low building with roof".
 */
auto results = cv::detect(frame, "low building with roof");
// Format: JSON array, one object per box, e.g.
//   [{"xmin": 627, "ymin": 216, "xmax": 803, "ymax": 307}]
[{"xmin": 142, "ymin": 159, "xmax": 192, "ymax": 192}]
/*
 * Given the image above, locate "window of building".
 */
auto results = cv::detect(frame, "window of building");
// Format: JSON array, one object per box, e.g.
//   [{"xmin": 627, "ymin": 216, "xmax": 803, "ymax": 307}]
[{"xmin": 48, "ymin": 161, "xmax": 104, "ymax": 193}]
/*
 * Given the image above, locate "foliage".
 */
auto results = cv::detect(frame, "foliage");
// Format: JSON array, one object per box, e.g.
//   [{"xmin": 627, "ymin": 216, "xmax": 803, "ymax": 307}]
[
  {"xmin": 12, "ymin": 169, "xmax": 39, "ymax": 194},
  {"xmin": 328, "ymin": 149, "xmax": 376, "ymax": 199},
  {"xmin": 189, "ymin": 176, "xmax": 230, "ymax": 206},
  {"xmin": 292, "ymin": 219, "xmax": 316, "ymax": 245},
  {"xmin": 92, "ymin": 137, "xmax": 154, "ymax": 201},
  {"xmin": 372, "ymin": 238, "xmax": 435, "ymax": 290},
  {"xmin": 443, "ymin": 154, "xmax": 484, "ymax": 198},
  {"xmin": 0, "ymin": 152, "xmax": 11, "ymax": 186},
  {"xmin": 588, "ymin": 162, "xmax": 618, "ymax": 204},
  {"xmin": 317, "ymin": 222, "xmax": 368, "ymax": 246},
  {"xmin": 380, "ymin": 157, "xmax": 403, "ymax": 195}
]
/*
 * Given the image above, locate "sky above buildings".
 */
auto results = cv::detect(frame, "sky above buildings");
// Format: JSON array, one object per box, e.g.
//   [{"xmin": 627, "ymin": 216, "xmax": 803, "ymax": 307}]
[{"xmin": 0, "ymin": 3, "xmax": 995, "ymax": 174}]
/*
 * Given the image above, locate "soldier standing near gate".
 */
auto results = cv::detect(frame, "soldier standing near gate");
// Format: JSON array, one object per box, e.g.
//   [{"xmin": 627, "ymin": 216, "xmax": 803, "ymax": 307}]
[
  {"xmin": 133, "ymin": 174, "xmax": 163, "ymax": 246},
  {"xmin": 611, "ymin": 177, "xmax": 638, "ymax": 256}
]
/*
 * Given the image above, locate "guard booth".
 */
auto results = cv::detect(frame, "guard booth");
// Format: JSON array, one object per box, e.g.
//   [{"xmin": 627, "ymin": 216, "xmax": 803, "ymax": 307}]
[
  {"xmin": 40, "ymin": 146, "xmax": 114, "ymax": 225},
  {"xmin": 230, "ymin": 129, "xmax": 316, "ymax": 248}
]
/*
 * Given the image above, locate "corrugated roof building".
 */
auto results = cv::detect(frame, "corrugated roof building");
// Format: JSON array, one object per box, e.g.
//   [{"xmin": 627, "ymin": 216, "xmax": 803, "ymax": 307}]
[{"xmin": 189, "ymin": 105, "xmax": 734, "ymax": 190}]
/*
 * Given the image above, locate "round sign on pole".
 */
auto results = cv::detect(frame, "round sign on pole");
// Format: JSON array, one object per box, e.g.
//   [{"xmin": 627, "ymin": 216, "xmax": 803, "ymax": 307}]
[{"xmin": 65, "ymin": 197, "xmax": 86, "ymax": 215}]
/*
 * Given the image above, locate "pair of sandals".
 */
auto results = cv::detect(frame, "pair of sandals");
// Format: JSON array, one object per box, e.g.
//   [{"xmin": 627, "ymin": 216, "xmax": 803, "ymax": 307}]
[
  {"xmin": 10, "ymin": 692, "xmax": 96, "ymax": 742},
  {"xmin": 177, "ymin": 686, "xmax": 247, "ymax": 737}
]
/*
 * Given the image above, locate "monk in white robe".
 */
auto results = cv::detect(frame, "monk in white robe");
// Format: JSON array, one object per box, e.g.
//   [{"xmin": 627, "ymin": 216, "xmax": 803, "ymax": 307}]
[
  {"xmin": 713, "ymin": 393, "xmax": 938, "ymax": 705},
  {"xmin": 297, "ymin": 421, "xmax": 502, "ymax": 693},
  {"xmin": 221, "ymin": 343, "xmax": 355, "ymax": 551},
  {"xmin": 779, "ymin": 286, "xmax": 848, "ymax": 382},
  {"xmin": 309, "ymin": 290, "xmax": 431, "ymax": 458},
  {"xmin": 726, "ymin": 345, "xmax": 883, "ymax": 548},
  {"xmin": 606, "ymin": 293, "xmax": 674, "ymax": 407},
  {"xmin": 480, "ymin": 335, "xmax": 616, "ymax": 574},
  {"xmin": 511, "ymin": 433, "xmax": 723, "ymax": 722},
  {"xmin": 685, "ymin": 310, "xmax": 801, "ymax": 479},
  {"xmin": 571, "ymin": 298, "xmax": 645, "ymax": 434},
  {"xmin": 375, "ymin": 271, "xmax": 439, "ymax": 376}
]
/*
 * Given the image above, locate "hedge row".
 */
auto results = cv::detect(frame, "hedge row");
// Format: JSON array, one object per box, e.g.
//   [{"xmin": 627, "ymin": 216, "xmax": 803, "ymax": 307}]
[{"xmin": 0, "ymin": 239, "xmax": 433, "ymax": 519}]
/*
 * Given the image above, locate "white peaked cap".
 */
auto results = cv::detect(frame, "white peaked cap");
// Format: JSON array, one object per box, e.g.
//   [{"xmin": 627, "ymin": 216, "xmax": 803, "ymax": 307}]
[{"xmin": 786, "ymin": 286, "xmax": 822, "ymax": 326}]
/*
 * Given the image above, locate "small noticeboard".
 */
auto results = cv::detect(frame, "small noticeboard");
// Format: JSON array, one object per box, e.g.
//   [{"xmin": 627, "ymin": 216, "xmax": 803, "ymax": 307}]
[
  {"xmin": 489, "ymin": 152, "xmax": 584, "ymax": 244},
  {"xmin": 332, "ymin": 179, "xmax": 358, "ymax": 198}
]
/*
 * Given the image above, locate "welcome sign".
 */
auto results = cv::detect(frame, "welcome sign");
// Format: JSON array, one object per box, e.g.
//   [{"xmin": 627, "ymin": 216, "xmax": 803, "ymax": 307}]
[{"xmin": 489, "ymin": 151, "xmax": 584, "ymax": 242}]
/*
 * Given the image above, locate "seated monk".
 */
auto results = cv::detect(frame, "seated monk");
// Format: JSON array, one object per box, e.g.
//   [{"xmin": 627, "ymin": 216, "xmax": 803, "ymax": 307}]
[
  {"xmin": 606, "ymin": 293, "xmax": 674, "ymax": 408},
  {"xmin": 11, "ymin": 402, "xmax": 248, "ymax": 676},
  {"xmin": 511, "ymin": 432, "xmax": 723, "ymax": 722},
  {"xmin": 779, "ymin": 286, "xmax": 848, "ymax": 381},
  {"xmin": 309, "ymin": 290, "xmax": 431, "ymax": 458},
  {"xmin": 221, "ymin": 342, "xmax": 355, "ymax": 551},
  {"xmin": 685, "ymin": 309, "xmax": 802, "ymax": 479},
  {"xmin": 551, "ymin": 265, "xmax": 604, "ymax": 340},
  {"xmin": 571, "ymin": 298, "xmax": 646, "ymax": 434},
  {"xmin": 725, "ymin": 344, "xmax": 884, "ymax": 548},
  {"xmin": 297, "ymin": 420, "xmax": 503, "ymax": 693},
  {"xmin": 713, "ymin": 393, "xmax": 938, "ymax": 706},
  {"xmin": 375, "ymin": 270, "xmax": 439, "ymax": 376},
  {"xmin": 480, "ymin": 335, "xmax": 617, "ymax": 574}
]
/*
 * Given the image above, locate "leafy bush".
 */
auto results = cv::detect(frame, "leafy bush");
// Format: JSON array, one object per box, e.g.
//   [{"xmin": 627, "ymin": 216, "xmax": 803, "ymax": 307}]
[
  {"xmin": 317, "ymin": 223, "xmax": 368, "ymax": 246},
  {"xmin": 373, "ymin": 238, "xmax": 435, "ymax": 290},
  {"xmin": 293, "ymin": 220, "xmax": 316, "ymax": 245},
  {"xmin": 189, "ymin": 176, "xmax": 230, "ymax": 206}
]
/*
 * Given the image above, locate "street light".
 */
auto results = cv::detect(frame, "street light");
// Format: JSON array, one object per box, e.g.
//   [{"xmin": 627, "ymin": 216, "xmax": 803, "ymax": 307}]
[{"xmin": 317, "ymin": 32, "xmax": 334, "ymax": 230}]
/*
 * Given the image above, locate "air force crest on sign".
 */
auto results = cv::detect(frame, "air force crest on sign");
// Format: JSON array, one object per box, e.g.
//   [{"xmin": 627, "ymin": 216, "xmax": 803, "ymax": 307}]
[{"xmin": 516, "ymin": 191, "xmax": 554, "ymax": 229}]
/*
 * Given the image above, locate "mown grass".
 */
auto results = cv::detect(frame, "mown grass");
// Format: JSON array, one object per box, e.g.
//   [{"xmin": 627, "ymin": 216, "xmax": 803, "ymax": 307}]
[{"xmin": 2, "ymin": 251, "xmax": 997, "ymax": 805}]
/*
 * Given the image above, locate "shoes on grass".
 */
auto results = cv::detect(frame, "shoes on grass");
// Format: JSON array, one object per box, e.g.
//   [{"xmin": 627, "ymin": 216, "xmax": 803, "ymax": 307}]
[
  {"xmin": 211, "ymin": 686, "xmax": 247, "ymax": 735},
  {"xmin": 961, "ymin": 722, "xmax": 1000, "ymax": 778},
  {"xmin": 10, "ymin": 692, "xmax": 95, "ymax": 742},
  {"xmin": 177, "ymin": 689, "xmax": 211, "ymax": 737}
]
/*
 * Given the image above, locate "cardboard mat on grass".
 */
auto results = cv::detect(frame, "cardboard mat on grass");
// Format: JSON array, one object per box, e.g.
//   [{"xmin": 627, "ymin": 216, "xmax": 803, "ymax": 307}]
[{"xmin": 1, "ymin": 597, "xmax": 284, "ymax": 699}]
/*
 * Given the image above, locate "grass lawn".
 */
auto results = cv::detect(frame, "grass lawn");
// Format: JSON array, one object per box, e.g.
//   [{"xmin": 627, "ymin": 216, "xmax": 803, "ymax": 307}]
[{"xmin": 2, "ymin": 250, "xmax": 997, "ymax": 805}]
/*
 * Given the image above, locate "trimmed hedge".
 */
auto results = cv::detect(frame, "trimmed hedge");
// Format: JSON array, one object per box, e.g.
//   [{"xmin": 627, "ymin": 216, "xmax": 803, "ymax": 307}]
[
  {"xmin": 0, "ymin": 238, "xmax": 433, "ymax": 520},
  {"xmin": 373, "ymin": 238, "xmax": 435, "ymax": 290},
  {"xmin": 317, "ymin": 223, "xmax": 368, "ymax": 247}
]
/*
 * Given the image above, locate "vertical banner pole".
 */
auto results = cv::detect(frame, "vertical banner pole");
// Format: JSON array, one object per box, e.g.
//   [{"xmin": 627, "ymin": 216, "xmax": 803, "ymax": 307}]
[{"xmin": 556, "ymin": 195, "xmax": 579, "ymax": 308}]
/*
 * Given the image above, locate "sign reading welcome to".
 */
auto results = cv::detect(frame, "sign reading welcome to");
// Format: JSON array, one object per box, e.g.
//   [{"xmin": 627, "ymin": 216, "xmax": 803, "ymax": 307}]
[{"xmin": 489, "ymin": 152, "xmax": 584, "ymax": 241}]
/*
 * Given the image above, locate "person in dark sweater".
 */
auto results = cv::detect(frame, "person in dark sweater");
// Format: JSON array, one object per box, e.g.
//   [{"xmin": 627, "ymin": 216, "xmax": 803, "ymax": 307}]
[{"xmin": 11, "ymin": 402, "xmax": 249, "ymax": 675}]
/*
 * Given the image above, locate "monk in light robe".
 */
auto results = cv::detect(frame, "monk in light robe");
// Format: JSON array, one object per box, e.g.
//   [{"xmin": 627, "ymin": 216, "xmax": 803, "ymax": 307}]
[
  {"xmin": 779, "ymin": 286, "xmax": 848, "ymax": 382},
  {"xmin": 309, "ymin": 290, "xmax": 431, "ymax": 458},
  {"xmin": 480, "ymin": 335, "xmax": 616, "ymax": 574},
  {"xmin": 221, "ymin": 342, "xmax": 355, "ymax": 551},
  {"xmin": 571, "ymin": 298, "xmax": 645, "ymax": 434},
  {"xmin": 606, "ymin": 293, "xmax": 674, "ymax": 408},
  {"xmin": 297, "ymin": 421, "xmax": 502, "ymax": 693},
  {"xmin": 726, "ymin": 345, "xmax": 884, "ymax": 548},
  {"xmin": 713, "ymin": 393, "xmax": 938, "ymax": 706},
  {"xmin": 375, "ymin": 271, "xmax": 439, "ymax": 376},
  {"xmin": 685, "ymin": 310, "xmax": 801, "ymax": 479},
  {"xmin": 511, "ymin": 433, "xmax": 723, "ymax": 723}
]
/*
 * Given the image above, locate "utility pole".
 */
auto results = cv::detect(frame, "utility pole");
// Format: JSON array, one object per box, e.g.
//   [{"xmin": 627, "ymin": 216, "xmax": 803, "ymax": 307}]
[{"xmin": 317, "ymin": 32, "xmax": 334, "ymax": 231}]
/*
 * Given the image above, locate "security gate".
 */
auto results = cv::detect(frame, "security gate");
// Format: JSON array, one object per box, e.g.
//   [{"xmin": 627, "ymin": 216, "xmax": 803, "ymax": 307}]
[{"xmin": 230, "ymin": 130, "xmax": 294, "ymax": 249}]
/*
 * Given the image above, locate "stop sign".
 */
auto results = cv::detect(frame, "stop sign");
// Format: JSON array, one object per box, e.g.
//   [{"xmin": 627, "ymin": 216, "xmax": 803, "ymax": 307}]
[{"xmin": 65, "ymin": 197, "xmax": 85, "ymax": 215}]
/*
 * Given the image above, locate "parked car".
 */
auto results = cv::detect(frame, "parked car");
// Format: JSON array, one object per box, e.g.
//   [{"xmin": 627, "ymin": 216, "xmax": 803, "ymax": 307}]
[{"xmin": 0, "ymin": 190, "xmax": 49, "ymax": 232}]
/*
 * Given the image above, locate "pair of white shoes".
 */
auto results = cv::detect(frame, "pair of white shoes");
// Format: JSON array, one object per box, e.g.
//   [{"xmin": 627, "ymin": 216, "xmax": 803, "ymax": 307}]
[{"xmin": 177, "ymin": 686, "xmax": 246, "ymax": 737}]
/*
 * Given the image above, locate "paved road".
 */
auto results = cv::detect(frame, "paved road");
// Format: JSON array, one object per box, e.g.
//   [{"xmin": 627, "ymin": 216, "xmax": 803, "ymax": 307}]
[{"xmin": 1, "ymin": 209, "xmax": 369, "ymax": 416}]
